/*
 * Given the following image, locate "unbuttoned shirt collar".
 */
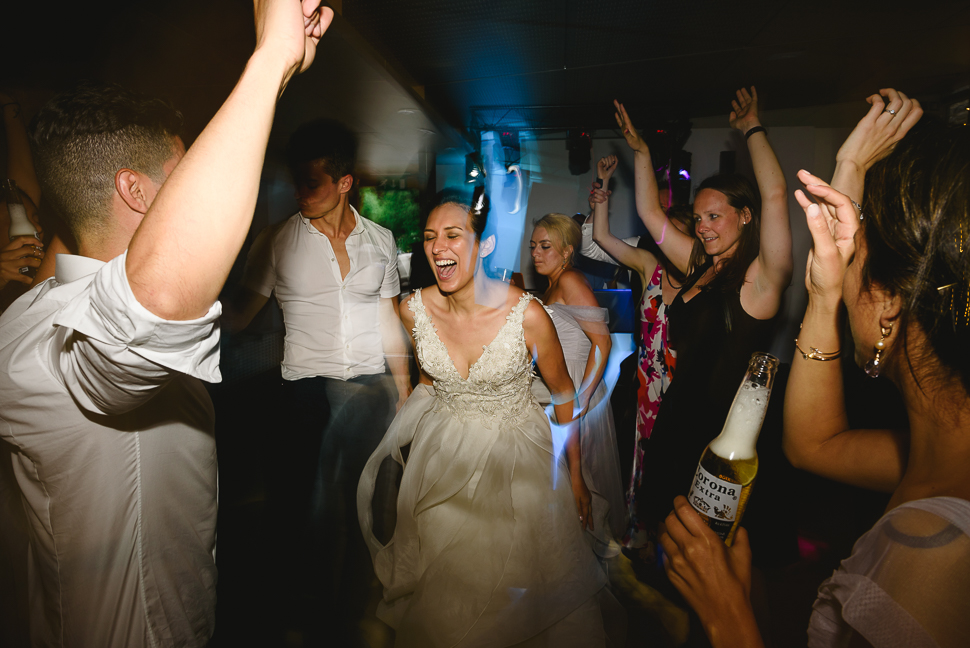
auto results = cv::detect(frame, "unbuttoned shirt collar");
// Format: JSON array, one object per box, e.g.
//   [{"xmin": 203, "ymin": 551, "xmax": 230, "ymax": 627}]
[
  {"xmin": 298, "ymin": 206, "xmax": 365, "ymax": 238},
  {"xmin": 54, "ymin": 253, "xmax": 107, "ymax": 285}
]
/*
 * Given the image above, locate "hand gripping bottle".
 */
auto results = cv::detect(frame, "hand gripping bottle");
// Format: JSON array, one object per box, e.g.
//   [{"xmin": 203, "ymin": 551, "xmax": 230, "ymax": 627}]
[{"xmin": 687, "ymin": 352, "xmax": 779, "ymax": 545}]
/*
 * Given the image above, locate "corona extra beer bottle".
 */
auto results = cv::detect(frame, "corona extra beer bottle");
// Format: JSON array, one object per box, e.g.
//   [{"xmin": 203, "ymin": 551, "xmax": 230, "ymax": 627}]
[
  {"xmin": 5, "ymin": 180, "xmax": 36, "ymax": 239},
  {"xmin": 687, "ymin": 352, "xmax": 779, "ymax": 545}
]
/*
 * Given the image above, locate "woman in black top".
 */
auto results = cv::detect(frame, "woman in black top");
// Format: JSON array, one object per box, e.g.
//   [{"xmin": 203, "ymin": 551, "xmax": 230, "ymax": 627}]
[{"xmin": 610, "ymin": 88, "xmax": 793, "ymax": 547}]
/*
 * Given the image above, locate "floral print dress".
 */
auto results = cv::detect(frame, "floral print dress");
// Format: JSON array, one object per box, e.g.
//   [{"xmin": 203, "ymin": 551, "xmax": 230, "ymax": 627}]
[{"xmin": 623, "ymin": 262, "xmax": 676, "ymax": 548}]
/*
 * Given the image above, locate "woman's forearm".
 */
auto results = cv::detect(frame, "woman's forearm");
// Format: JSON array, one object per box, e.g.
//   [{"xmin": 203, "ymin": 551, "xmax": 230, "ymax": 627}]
[
  {"xmin": 632, "ymin": 150, "xmax": 693, "ymax": 274},
  {"xmin": 3, "ymin": 101, "xmax": 42, "ymax": 207},
  {"xmin": 747, "ymin": 131, "xmax": 793, "ymax": 286}
]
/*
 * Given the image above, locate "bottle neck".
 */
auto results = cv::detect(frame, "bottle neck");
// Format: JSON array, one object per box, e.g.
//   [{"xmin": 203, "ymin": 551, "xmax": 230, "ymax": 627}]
[
  {"xmin": 708, "ymin": 381, "xmax": 771, "ymax": 461},
  {"xmin": 7, "ymin": 201, "xmax": 36, "ymax": 238}
]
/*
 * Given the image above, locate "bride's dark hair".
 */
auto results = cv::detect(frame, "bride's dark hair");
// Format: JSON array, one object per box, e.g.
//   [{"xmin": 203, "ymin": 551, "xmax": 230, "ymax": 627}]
[{"xmin": 423, "ymin": 186, "xmax": 491, "ymax": 241}]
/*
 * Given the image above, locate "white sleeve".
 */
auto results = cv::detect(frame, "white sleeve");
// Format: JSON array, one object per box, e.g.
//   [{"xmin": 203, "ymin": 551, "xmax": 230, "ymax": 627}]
[
  {"xmin": 379, "ymin": 230, "xmax": 401, "ymax": 299},
  {"xmin": 579, "ymin": 221, "xmax": 639, "ymax": 265},
  {"xmin": 49, "ymin": 253, "xmax": 222, "ymax": 416},
  {"xmin": 240, "ymin": 224, "xmax": 278, "ymax": 298}
]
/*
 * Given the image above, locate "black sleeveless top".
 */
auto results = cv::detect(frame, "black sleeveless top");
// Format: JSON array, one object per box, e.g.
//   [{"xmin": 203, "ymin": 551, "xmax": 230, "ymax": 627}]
[{"xmin": 638, "ymin": 262, "xmax": 777, "ymax": 530}]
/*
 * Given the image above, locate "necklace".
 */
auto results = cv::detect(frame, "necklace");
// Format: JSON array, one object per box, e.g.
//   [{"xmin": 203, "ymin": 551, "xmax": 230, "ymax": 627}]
[{"xmin": 664, "ymin": 268, "xmax": 682, "ymax": 291}]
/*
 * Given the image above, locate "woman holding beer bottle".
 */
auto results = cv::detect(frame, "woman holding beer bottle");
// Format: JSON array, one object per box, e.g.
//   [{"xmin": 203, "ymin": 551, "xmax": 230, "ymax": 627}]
[{"xmin": 662, "ymin": 90, "xmax": 970, "ymax": 647}]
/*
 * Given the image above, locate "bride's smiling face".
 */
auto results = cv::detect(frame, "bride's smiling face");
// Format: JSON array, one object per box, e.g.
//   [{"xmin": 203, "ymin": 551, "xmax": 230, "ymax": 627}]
[{"xmin": 424, "ymin": 203, "xmax": 479, "ymax": 293}]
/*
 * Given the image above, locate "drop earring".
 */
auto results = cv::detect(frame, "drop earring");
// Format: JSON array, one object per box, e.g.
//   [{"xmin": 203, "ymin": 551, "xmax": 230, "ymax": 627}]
[{"xmin": 864, "ymin": 325, "xmax": 892, "ymax": 378}]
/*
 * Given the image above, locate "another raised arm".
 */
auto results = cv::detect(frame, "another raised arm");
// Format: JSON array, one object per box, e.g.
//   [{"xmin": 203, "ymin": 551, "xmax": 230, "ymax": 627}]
[
  {"xmin": 614, "ymin": 100, "xmax": 694, "ymax": 273},
  {"xmin": 125, "ymin": 0, "xmax": 333, "ymax": 321},
  {"xmin": 783, "ymin": 171, "xmax": 906, "ymax": 492},
  {"xmin": 731, "ymin": 88, "xmax": 792, "ymax": 307},
  {"xmin": 830, "ymin": 88, "xmax": 922, "ymax": 217},
  {"xmin": 590, "ymin": 156, "xmax": 657, "ymax": 278},
  {"xmin": 2, "ymin": 94, "xmax": 42, "ymax": 207}
]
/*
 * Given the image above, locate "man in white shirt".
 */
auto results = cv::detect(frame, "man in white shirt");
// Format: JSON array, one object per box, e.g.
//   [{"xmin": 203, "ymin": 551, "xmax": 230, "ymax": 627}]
[
  {"xmin": 226, "ymin": 119, "xmax": 409, "ymax": 643},
  {"xmin": 0, "ymin": 3, "xmax": 333, "ymax": 646}
]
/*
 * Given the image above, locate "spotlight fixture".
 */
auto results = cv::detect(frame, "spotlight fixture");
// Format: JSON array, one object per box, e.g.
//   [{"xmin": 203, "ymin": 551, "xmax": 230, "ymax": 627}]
[{"xmin": 465, "ymin": 152, "xmax": 485, "ymax": 184}]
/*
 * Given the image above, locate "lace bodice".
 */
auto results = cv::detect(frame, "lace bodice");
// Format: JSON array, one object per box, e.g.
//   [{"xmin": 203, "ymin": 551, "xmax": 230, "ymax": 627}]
[{"xmin": 408, "ymin": 289, "xmax": 540, "ymax": 426}]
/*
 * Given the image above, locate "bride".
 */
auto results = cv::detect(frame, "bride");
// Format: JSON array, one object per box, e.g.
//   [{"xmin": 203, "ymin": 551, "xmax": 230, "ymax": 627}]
[{"xmin": 357, "ymin": 190, "xmax": 611, "ymax": 647}]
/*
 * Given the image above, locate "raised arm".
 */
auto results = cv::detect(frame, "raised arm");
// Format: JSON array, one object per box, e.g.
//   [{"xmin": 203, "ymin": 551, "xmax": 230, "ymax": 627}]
[
  {"xmin": 783, "ymin": 171, "xmax": 906, "ymax": 492},
  {"xmin": 579, "ymin": 155, "xmax": 639, "ymax": 265},
  {"xmin": 524, "ymin": 299, "xmax": 592, "ymax": 530},
  {"xmin": 590, "ymin": 156, "xmax": 657, "ymax": 278},
  {"xmin": 829, "ymin": 88, "xmax": 922, "ymax": 217},
  {"xmin": 2, "ymin": 94, "xmax": 42, "ymax": 207},
  {"xmin": 125, "ymin": 0, "xmax": 333, "ymax": 321},
  {"xmin": 614, "ymin": 100, "xmax": 694, "ymax": 274},
  {"xmin": 730, "ymin": 88, "xmax": 793, "ymax": 308}
]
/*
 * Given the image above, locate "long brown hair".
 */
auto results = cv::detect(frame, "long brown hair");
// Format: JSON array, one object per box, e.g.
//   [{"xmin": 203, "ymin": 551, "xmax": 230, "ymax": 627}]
[{"xmin": 688, "ymin": 173, "xmax": 761, "ymax": 293}]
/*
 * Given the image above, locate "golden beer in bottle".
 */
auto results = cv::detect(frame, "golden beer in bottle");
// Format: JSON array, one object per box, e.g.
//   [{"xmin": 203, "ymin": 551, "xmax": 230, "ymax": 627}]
[{"xmin": 687, "ymin": 352, "xmax": 778, "ymax": 545}]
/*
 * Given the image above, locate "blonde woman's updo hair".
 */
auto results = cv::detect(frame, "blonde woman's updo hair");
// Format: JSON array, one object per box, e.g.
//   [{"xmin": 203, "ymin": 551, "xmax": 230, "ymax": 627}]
[{"xmin": 534, "ymin": 213, "xmax": 582, "ymax": 267}]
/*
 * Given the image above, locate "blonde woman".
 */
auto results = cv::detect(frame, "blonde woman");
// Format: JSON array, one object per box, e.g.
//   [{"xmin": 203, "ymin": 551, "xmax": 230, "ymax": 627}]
[{"xmin": 530, "ymin": 212, "xmax": 625, "ymax": 557}]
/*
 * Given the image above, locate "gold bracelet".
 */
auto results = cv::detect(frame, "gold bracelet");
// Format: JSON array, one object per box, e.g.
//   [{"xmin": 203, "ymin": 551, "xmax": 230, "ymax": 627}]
[{"xmin": 794, "ymin": 338, "xmax": 841, "ymax": 361}]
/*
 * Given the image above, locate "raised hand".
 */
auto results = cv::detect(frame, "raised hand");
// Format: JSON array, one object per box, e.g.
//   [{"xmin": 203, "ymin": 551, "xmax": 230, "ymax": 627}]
[
  {"xmin": 596, "ymin": 154, "xmax": 618, "ymax": 181},
  {"xmin": 254, "ymin": 0, "xmax": 334, "ymax": 90},
  {"xmin": 729, "ymin": 87, "xmax": 761, "ymax": 133},
  {"xmin": 794, "ymin": 170, "xmax": 859, "ymax": 307},
  {"xmin": 589, "ymin": 187, "xmax": 611, "ymax": 205},
  {"xmin": 1, "ymin": 236, "xmax": 44, "ymax": 287},
  {"xmin": 836, "ymin": 88, "xmax": 922, "ymax": 172},
  {"xmin": 614, "ymin": 100, "xmax": 646, "ymax": 153}
]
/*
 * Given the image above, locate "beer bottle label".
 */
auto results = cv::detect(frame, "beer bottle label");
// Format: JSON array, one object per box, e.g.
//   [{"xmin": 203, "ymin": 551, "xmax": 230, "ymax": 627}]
[{"xmin": 688, "ymin": 464, "xmax": 741, "ymax": 539}]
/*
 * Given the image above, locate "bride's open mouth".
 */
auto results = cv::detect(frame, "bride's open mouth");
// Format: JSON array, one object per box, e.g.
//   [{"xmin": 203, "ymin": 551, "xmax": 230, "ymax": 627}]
[{"xmin": 435, "ymin": 259, "xmax": 457, "ymax": 280}]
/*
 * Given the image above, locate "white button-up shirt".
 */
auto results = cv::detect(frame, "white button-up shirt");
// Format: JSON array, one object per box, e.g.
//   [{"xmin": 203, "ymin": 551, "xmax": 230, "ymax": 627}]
[
  {"xmin": 243, "ymin": 206, "xmax": 400, "ymax": 381},
  {"xmin": 0, "ymin": 253, "xmax": 222, "ymax": 648},
  {"xmin": 580, "ymin": 218, "xmax": 640, "ymax": 264}
]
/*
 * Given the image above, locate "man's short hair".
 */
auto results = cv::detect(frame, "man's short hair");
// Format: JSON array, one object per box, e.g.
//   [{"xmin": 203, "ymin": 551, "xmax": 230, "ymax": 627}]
[
  {"xmin": 30, "ymin": 83, "xmax": 183, "ymax": 241},
  {"xmin": 284, "ymin": 119, "xmax": 357, "ymax": 183}
]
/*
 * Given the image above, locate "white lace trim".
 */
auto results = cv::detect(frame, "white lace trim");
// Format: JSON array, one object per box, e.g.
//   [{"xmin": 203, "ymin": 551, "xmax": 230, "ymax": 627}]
[{"xmin": 409, "ymin": 290, "xmax": 540, "ymax": 427}]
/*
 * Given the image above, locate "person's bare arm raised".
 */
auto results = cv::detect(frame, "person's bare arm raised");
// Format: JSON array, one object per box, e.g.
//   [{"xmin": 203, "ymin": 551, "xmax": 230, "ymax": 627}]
[
  {"xmin": 126, "ymin": 0, "xmax": 333, "ymax": 321},
  {"xmin": 829, "ymin": 88, "xmax": 922, "ymax": 219},
  {"xmin": 614, "ymin": 100, "xmax": 694, "ymax": 274},
  {"xmin": 783, "ymin": 172, "xmax": 906, "ymax": 492},
  {"xmin": 590, "ymin": 155, "xmax": 657, "ymax": 279},
  {"xmin": 731, "ymin": 87, "xmax": 793, "ymax": 320}
]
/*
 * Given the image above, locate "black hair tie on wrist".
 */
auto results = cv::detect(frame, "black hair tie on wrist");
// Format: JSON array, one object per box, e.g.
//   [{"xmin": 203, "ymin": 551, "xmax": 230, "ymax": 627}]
[{"xmin": 744, "ymin": 126, "xmax": 767, "ymax": 140}]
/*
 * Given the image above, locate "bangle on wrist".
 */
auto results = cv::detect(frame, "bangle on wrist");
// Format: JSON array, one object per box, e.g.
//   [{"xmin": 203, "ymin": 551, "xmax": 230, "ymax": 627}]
[
  {"xmin": 744, "ymin": 126, "xmax": 766, "ymax": 140},
  {"xmin": 794, "ymin": 323, "xmax": 840, "ymax": 361},
  {"xmin": 850, "ymin": 198, "xmax": 863, "ymax": 220},
  {"xmin": 794, "ymin": 338, "xmax": 841, "ymax": 361}
]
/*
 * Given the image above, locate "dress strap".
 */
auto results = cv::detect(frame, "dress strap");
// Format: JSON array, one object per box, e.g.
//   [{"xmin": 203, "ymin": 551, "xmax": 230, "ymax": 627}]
[
  {"xmin": 681, "ymin": 260, "xmax": 712, "ymax": 293},
  {"xmin": 508, "ymin": 291, "xmax": 536, "ymax": 324},
  {"xmin": 407, "ymin": 288, "xmax": 433, "ymax": 341}
]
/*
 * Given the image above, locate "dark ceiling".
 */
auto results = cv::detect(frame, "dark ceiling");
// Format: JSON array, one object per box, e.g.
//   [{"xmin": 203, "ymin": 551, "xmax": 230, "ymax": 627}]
[
  {"xmin": 4, "ymin": 0, "xmax": 969, "ymax": 144},
  {"xmin": 342, "ymin": 0, "xmax": 970, "ymax": 134}
]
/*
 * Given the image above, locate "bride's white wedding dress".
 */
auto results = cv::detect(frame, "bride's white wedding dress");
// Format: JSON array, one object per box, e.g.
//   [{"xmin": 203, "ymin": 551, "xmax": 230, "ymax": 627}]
[{"xmin": 358, "ymin": 289, "xmax": 609, "ymax": 647}]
